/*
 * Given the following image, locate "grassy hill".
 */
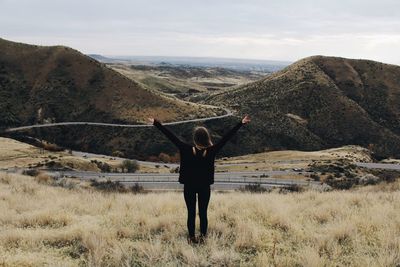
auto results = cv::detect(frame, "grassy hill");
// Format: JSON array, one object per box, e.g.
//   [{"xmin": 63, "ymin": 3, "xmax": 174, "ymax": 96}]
[
  {"xmin": 0, "ymin": 38, "xmax": 232, "ymax": 159},
  {"xmin": 1, "ymin": 172, "xmax": 399, "ymax": 266},
  {"xmin": 0, "ymin": 38, "xmax": 222, "ymax": 128},
  {"xmin": 207, "ymin": 56, "xmax": 400, "ymax": 158},
  {"xmin": 109, "ymin": 63, "xmax": 266, "ymax": 100}
]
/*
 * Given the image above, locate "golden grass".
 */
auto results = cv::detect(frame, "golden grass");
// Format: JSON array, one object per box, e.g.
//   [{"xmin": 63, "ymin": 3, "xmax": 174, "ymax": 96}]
[
  {"xmin": 1, "ymin": 172, "xmax": 400, "ymax": 266},
  {"xmin": 110, "ymin": 63, "xmax": 258, "ymax": 95},
  {"xmin": 215, "ymin": 145, "xmax": 373, "ymax": 173},
  {"xmin": 1, "ymin": 137, "xmax": 378, "ymax": 178},
  {"xmin": 0, "ymin": 137, "xmax": 122, "ymax": 172}
]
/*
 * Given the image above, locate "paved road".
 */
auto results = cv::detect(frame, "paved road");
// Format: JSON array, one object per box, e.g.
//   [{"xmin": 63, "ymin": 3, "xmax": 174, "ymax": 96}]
[
  {"xmin": 71, "ymin": 150, "xmax": 180, "ymax": 167},
  {"xmin": 4, "ymin": 161, "xmax": 399, "ymax": 190},
  {"xmin": 4, "ymin": 107, "xmax": 234, "ymax": 132},
  {"xmin": 50, "ymin": 169, "xmax": 321, "ymax": 190},
  {"xmin": 355, "ymin": 162, "xmax": 400, "ymax": 170},
  {"xmin": 71, "ymin": 149, "xmax": 257, "ymax": 168},
  {"xmin": 48, "ymin": 161, "xmax": 400, "ymax": 190},
  {"xmin": 119, "ymin": 181, "xmax": 294, "ymax": 190},
  {"xmin": 58, "ymin": 170, "xmax": 304, "ymax": 180}
]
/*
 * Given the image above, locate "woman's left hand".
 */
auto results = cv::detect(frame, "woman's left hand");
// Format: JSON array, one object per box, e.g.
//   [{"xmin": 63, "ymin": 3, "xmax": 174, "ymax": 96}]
[{"xmin": 147, "ymin": 117, "xmax": 155, "ymax": 124}]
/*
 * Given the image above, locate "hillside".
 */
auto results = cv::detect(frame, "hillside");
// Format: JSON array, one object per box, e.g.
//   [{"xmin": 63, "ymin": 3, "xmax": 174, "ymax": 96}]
[
  {"xmin": 0, "ymin": 38, "xmax": 231, "ymax": 160},
  {"xmin": 108, "ymin": 63, "xmax": 266, "ymax": 100},
  {"xmin": 207, "ymin": 56, "xmax": 400, "ymax": 158},
  {"xmin": 1, "ymin": 172, "xmax": 400, "ymax": 266},
  {"xmin": 0, "ymin": 38, "xmax": 222, "ymax": 128}
]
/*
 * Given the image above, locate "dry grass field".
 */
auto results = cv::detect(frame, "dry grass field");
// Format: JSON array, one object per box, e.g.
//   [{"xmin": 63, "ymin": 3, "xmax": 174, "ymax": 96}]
[
  {"xmin": 109, "ymin": 63, "xmax": 264, "ymax": 97},
  {"xmin": 1, "ymin": 172, "xmax": 399, "ymax": 266},
  {"xmin": 0, "ymin": 137, "xmax": 121, "ymax": 172},
  {"xmin": 2, "ymin": 137, "xmax": 374, "ymax": 176},
  {"xmin": 215, "ymin": 145, "xmax": 373, "ymax": 173}
]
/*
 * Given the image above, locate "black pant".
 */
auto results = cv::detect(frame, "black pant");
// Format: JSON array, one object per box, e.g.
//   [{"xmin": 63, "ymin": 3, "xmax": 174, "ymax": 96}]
[{"xmin": 183, "ymin": 184, "xmax": 211, "ymax": 237}]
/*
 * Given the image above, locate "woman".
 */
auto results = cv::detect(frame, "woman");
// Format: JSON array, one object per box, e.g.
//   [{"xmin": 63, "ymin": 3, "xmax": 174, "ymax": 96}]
[{"xmin": 148, "ymin": 115, "xmax": 251, "ymax": 244}]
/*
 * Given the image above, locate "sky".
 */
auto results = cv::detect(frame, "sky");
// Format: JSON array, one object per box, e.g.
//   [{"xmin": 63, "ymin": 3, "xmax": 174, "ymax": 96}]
[{"xmin": 1, "ymin": 0, "xmax": 400, "ymax": 64}]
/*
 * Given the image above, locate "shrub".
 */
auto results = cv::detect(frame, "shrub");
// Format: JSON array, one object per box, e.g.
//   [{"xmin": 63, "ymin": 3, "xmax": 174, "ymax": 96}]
[
  {"xmin": 239, "ymin": 183, "xmax": 269, "ymax": 193},
  {"xmin": 45, "ymin": 160, "xmax": 63, "ymax": 169},
  {"xmin": 121, "ymin": 160, "xmax": 139, "ymax": 173},
  {"xmin": 90, "ymin": 180, "xmax": 127, "ymax": 193},
  {"xmin": 158, "ymin": 153, "xmax": 171, "ymax": 163},
  {"xmin": 130, "ymin": 183, "xmax": 144, "ymax": 194},
  {"xmin": 23, "ymin": 169, "xmax": 39, "ymax": 177},
  {"xmin": 112, "ymin": 150, "xmax": 125, "ymax": 157},
  {"xmin": 90, "ymin": 180, "xmax": 144, "ymax": 194},
  {"xmin": 279, "ymin": 184, "xmax": 304, "ymax": 193},
  {"xmin": 91, "ymin": 160, "xmax": 111, "ymax": 172},
  {"xmin": 52, "ymin": 178, "xmax": 78, "ymax": 190},
  {"xmin": 371, "ymin": 170, "xmax": 400, "ymax": 183},
  {"xmin": 170, "ymin": 166, "xmax": 180, "ymax": 173},
  {"xmin": 310, "ymin": 173, "xmax": 320, "ymax": 181},
  {"xmin": 326, "ymin": 178, "xmax": 356, "ymax": 190}
]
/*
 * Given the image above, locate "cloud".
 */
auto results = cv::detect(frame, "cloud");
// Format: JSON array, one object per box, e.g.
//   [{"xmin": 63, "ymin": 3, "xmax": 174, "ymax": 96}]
[{"xmin": 0, "ymin": 0, "xmax": 399, "ymax": 64}]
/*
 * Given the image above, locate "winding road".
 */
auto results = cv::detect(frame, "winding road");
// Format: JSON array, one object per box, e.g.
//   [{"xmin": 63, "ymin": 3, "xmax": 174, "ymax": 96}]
[
  {"xmin": 49, "ymin": 170, "xmax": 322, "ymax": 190},
  {"xmin": 42, "ymin": 162, "xmax": 399, "ymax": 190},
  {"xmin": 3, "ymin": 105, "xmax": 399, "ymax": 190},
  {"xmin": 4, "ymin": 107, "xmax": 234, "ymax": 132}
]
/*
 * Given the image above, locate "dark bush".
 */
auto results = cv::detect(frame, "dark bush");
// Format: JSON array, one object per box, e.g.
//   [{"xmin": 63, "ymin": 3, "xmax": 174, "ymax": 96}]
[
  {"xmin": 121, "ymin": 160, "xmax": 139, "ymax": 173},
  {"xmin": 130, "ymin": 183, "xmax": 144, "ymax": 194},
  {"xmin": 370, "ymin": 170, "xmax": 399, "ymax": 183},
  {"xmin": 170, "ymin": 166, "xmax": 179, "ymax": 173},
  {"xmin": 23, "ymin": 169, "xmax": 39, "ymax": 176},
  {"xmin": 90, "ymin": 180, "xmax": 145, "ymax": 194},
  {"xmin": 91, "ymin": 160, "xmax": 111, "ymax": 172},
  {"xmin": 310, "ymin": 173, "xmax": 320, "ymax": 181},
  {"xmin": 279, "ymin": 184, "xmax": 304, "ymax": 193},
  {"xmin": 90, "ymin": 179, "xmax": 126, "ymax": 192},
  {"xmin": 326, "ymin": 178, "xmax": 356, "ymax": 190},
  {"xmin": 239, "ymin": 183, "xmax": 269, "ymax": 193}
]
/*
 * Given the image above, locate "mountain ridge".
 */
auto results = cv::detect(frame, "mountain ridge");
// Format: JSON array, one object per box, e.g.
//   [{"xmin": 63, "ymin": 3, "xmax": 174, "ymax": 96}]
[
  {"xmin": 207, "ymin": 55, "xmax": 400, "ymax": 158},
  {"xmin": 0, "ymin": 38, "xmax": 221, "ymax": 128}
]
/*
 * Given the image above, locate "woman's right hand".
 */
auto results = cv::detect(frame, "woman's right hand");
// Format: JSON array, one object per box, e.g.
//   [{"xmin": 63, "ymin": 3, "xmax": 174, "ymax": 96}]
[{"xmin": 242, "ymin": 115, "xmax": 251, "ymax": 124}]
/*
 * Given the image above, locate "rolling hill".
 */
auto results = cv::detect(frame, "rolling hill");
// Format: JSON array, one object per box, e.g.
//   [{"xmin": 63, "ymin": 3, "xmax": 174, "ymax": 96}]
[
  {"xmin": 207, "ymin": 56, "xmax": 400, "ymax": 158},
  {"xmin": 0, "ymin": 38, "xmax": 234, "ymax": 160},
  {"xmin": 0, "ymin": 38, "xmax": 222, "ymax": 128},
  {"xmin": 107, "ymin": 63, "xmax": 267, "ymax": 100}
]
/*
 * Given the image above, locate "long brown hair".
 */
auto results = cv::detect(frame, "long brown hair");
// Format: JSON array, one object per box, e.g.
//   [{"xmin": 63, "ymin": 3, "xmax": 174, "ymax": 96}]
[{"xmin": 193, "ymin": 126, "xmax": 213, "ymax": 150}]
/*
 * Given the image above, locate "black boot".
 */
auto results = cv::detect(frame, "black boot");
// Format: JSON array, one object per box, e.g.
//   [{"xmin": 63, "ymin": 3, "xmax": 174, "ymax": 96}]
[
  {"xmin": 198, "ymin": 234, "xmax": 207, "ymax": 244},
  {"xmin": 187, "ymin": 235, "xmax": 198, "ymax": 244}
]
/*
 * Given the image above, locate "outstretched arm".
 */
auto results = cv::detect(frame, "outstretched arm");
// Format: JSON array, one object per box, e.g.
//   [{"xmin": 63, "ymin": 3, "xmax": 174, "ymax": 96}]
[
  {"xmin": 213, "ymin": 115, "xmax": 251, "ymax": 152},
  {"xmin": 149, "ymin": 118, "xmax": 185, "ymax": 149}
]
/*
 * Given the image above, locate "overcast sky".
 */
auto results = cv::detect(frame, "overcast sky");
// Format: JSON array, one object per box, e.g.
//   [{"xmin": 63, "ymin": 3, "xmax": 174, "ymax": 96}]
[{"xmin": 1, "ymin": 0, "xmax": 399, "ymax": 64}]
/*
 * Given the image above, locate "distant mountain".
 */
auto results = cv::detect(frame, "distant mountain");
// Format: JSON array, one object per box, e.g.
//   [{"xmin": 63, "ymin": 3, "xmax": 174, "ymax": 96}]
[
  {"xmin": 207, "ymin": 56, "xmax": 400, "ymax": 158},
  {"xmin": 88, "ymin": 55, "xmax": 290, "ymax": 72},
  {"xmin": 87, "ymin": 54, "xmax": 117, "ymax": 63}
]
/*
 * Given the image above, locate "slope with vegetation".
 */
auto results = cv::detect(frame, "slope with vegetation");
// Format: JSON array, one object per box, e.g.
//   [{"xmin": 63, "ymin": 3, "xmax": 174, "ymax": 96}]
[
  {"xmin": 1, "ymin": 172, "xmax": 400, "ymax": 266},
  {"xmin": 207, "ymin": 56, "xmax": 400, "ymax": 158},
  {"xmin": 0, "ymin": 38, "xmax": 222, "ymax": 128},
  {"xmin": 109, "ymin": 63, "xmax": 267, "ymax": 100},
  {"xmin": 0, "ymin": 38, "xmax": 230, "ymax": 159}
]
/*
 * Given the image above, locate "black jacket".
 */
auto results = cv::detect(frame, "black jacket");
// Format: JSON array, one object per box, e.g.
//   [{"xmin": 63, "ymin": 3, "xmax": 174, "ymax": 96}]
[{"xmin": 153, "ymin": 120, "xmax": 243, "ymax": 186}]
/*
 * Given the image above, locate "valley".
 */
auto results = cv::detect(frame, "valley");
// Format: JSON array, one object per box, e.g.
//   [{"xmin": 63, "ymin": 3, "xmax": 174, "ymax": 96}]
[{"xmin": 0, "ymin": 38, "xmax": 400, "ymax": 267}]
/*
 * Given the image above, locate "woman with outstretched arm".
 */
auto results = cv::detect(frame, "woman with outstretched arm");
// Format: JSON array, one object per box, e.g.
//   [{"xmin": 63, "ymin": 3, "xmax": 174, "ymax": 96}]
[{"xmin": 148, "ymin": 115, "xmax": 251, "ymax": 244}]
